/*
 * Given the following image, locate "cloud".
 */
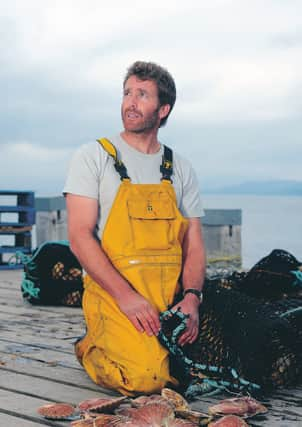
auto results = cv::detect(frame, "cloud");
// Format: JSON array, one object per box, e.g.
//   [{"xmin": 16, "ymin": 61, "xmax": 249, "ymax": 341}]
[
  {"xmin": 0, "ymin": 142, "xmax": 73, "ymax": 194},
  {"xmin": 0, "ymin": 0, "xmax": 302, "ymax": 191},
  {"xmin": 176, "ymin": 53, "xmax": 300, "ymax": 122},
  {"xmin": 3, "ymin": 141, "xmax": 71, "ymax": 160},
  {"xmin": 2, "ymin": 1, "xmax": 301, "ymax": 122}
]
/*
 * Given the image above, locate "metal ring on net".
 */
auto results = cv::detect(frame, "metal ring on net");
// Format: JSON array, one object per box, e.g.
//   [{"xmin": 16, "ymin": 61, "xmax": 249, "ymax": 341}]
[{"xmin": 158, "ymin": 309, "xmax": 261, "ymax": 399}]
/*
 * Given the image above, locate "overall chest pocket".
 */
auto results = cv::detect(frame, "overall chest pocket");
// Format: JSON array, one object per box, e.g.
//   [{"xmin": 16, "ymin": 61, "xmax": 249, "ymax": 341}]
[{"xmin": 127, "ymin": 198, "xmax": 176, "ymax": 251}]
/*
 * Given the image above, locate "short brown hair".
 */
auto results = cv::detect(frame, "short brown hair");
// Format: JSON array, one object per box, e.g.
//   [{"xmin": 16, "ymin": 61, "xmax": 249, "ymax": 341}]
[{"xmin": 124, "ymin": 61, "xmax": 176, "ymax": 127}]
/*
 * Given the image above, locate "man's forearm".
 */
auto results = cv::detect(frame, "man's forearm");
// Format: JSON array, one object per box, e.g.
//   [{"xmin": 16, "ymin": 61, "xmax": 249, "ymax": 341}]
[
  {"xmin": 181, "ymin": 249, "xmax": 206, "ymax": 297},
  {"xmin": 180, "ymin": 218, "xmax": 206, "ymax": 303},
  {"xmin": 172, "ymin": 219, "xmax": 206, "ymax": 345}
]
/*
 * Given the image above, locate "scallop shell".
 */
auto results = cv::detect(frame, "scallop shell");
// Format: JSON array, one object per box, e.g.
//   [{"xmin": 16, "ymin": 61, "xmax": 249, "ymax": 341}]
[
  {"xmin": 37, "ymin": 402, "xmax": 76, "ymax": 419},
  {"xmin": 71, "ymin": 414, "xmax": 124, "ymax": 427},
  {"xmin": 161, "ymin": 388, "xmax": 190, "ymax": 411},
  {"xmin": 244, "ymin": 396, "xmax": 268, "ymax": 416},
  {"xmin": 208, "ymin": 414, "xmax": 249, "ymax": 427},
  {"xmin": 78, "ymin": 396, "xmax": 127, "ymax": 412},
  {"xmin": 129, "ymin": 402, "xmax": 175, "ymax": 425},
  {"xmin": 208, "ymin": 396, "xmax": 267, "ymax": 418},
  {"xmin": 176, "ymin": 409, "xmax": 213, "ymax": 425},
  {"xmin": 71, "ymin": 418, "xmax": 94, "ymax": 427},
  {"xmin": 131, "ymin": 394, "xmax": 168, "ymax": 407},
  {"xmin": 110, "ymin": 422, "xmax": 142, "ymax": 427},
  {"xmin": 90, "ymin": 414, "xmax": 125, "ymax": 426},
  {"xmin": 169, "ymin": 420, "xmax": 198, "ymax": 427},
  {"xmin": 115, "ymin": 407, "xmax": 138, "ymax": 417}
]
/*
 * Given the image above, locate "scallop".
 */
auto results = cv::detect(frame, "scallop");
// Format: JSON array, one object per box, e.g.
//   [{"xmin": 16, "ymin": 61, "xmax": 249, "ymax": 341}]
[
  {"xmin": 169, "ymin": 420, "xmax": 198, "ymax": 427},
  {"xmin": 131, "ymin": 394, "xmax": 168, "ymax": 407},
  {"xmin": 209, "ymin": 396, "xmax": 267, "ymax": 418},
  {"xmin": 71, "ymin": 418, "xmax": 94, "ymax": 427},
  {"xmin": 71, "ymin": 414, "xmax": 125, "ymax": 426},
  {"xmin": 37, "ymin": 402, "xmax": 77, "ymax": 420},
  {"xmin": 176, "ymin": 409, "xmax": 213, "ymax": 425},
  {"xmin": 208, "ymin": 414, "xmax": 249, "ymax": 427},
  {"xmin": 89, "ymin": 414, "xmax": 125, "ymax": 426},
  {"xmin": 129, "ymin": 401, "xmax": 175, "ymax": 425},
  {"xmin": 161, "ymin": 388, "xmax": 190, "ymax": 411},
  {"xmin": 78, "ymin": 396, "xmax": 127, "ymax": 413}
]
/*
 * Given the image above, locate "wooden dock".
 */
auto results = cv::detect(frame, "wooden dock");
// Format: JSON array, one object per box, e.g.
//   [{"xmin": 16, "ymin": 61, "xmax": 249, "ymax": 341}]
[{"xmin": 0, "ymin": 270, "xmax": 301, "ymax": 426}]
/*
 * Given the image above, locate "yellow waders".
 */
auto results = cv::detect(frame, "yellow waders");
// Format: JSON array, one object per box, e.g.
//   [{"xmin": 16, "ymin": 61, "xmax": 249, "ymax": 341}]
[{"xmin": 75, "ymin": 139, "xmax": 188, "ymax": 395}]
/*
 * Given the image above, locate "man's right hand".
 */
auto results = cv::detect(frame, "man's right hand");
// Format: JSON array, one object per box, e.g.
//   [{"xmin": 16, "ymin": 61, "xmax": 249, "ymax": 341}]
[{"xmin": 116, "ymin": 291, "xmax": 161, "ymax": 337}]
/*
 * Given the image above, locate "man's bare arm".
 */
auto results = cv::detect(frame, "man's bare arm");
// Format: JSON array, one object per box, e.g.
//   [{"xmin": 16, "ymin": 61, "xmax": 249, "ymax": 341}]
[
  {"xmin": 182, "ymin": 217, "xmax": 206, "ymax": 295},
  {"xmin": 171, "ymin": 217, "xmax": 206, "ymax": 345},
  {"xmin": 66, "ymin": 193, "xmax": 160, "ymax": 336}
]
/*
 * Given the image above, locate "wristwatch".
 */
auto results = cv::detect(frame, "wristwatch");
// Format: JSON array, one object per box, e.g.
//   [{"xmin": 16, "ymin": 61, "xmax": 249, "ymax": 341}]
[{"xmin": 183, "ymin": 288, "xmax": 203, "ymax": 303}]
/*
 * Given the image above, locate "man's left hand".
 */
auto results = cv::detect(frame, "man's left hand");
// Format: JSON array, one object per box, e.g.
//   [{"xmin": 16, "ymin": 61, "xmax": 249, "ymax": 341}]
[{"xmin": 170, "ymin": 294, "xmax": 200, "ymax": 346}]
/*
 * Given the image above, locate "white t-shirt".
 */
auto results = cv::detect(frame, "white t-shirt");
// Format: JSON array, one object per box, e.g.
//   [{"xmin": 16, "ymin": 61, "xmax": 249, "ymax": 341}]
[{"xmin": 63, "ymin": 134, "xmax": 204, "ymax": 237}]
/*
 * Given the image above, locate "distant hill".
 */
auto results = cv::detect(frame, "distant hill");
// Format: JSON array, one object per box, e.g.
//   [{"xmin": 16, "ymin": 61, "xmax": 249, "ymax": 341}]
[{"xmin": 204, "ymin": 180, "xmax": 302, "ymax": 196}]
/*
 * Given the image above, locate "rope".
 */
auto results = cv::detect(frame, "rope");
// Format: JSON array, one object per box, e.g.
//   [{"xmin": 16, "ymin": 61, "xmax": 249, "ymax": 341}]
[
  {"xmin": 23, "ymin": 240, "xmax": 70, "ymax": 265},
  {"xmin": 21, "ymin": 276, "xmax": 40, "ymax": 299},
  {"xmin": 8, "ymin": 251, "xmax": 31, "ymax": 266},
  {"xmin": 158, "ymin": 309, "xmax": 261, "ymax": 399},
  {"xmin": 280, "ymin": 306, "xmax": 302, "ymax": 319},
  {"xmin": 8, "ymin": 241, "xmax": 70, "ymax": 267},
  {"xmin": 291, "ymin": 270, "xmax": 302, "ymax": 287}
]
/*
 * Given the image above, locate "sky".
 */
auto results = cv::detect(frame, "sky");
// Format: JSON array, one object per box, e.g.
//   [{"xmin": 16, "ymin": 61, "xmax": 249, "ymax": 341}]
[{"xmin": 1, "ymin": 0, "xmax": 301, "ymax": 195}]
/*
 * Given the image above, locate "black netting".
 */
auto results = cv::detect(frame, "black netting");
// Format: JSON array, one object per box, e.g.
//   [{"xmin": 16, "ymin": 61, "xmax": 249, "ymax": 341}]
[
  {"xmin": 162, "ymin": 250, "xmax": 302, "ymax": 394},
  {"xmin": 230, "ymin": 249, "xmax": 302, "ymax": 299},
  {"xmin": 21, "ymin": 242, "xmax": 83, "ymax": 306}
]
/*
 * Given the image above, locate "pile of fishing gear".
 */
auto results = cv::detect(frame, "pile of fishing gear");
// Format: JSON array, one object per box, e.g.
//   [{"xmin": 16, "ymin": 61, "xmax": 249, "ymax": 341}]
[
  {"xmin": 159, "ymin": 249, "xmax": 302, "ymax": 398},
  {"xmin": 15, "ymin": 241, "xmax": 83, "ymax": 306}
]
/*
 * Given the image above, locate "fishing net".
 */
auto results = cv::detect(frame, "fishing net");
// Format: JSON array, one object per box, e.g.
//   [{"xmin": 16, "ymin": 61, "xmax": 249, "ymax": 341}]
[
  {"xmin": 159, "ymin": 249, "xmax": 302, "ymax": 398},
  {"xmin": 226, "ymin": 249, "xmax": 302, "ymax": 300},
  {"xmin": 15, "ymin": 241, "xmax": 83, "ymax": 306}
]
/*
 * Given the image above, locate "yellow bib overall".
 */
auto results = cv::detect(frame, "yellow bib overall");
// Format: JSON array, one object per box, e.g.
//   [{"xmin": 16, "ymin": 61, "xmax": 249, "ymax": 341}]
[{"xmin": 75, "ymin": 138, "xmax": 188, "ymax": 395}]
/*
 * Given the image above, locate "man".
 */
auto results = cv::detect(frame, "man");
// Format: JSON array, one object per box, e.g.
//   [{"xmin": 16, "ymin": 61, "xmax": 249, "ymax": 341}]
[{"xmin": 64, "ymin": 61, "xmax": 206, "ymax": 395}]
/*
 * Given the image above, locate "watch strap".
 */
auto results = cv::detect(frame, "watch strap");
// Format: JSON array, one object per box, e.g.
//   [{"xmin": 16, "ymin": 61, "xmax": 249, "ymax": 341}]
[{"xmin": 183, "ymin": 288, "xmax": 203, "ymax": 302}]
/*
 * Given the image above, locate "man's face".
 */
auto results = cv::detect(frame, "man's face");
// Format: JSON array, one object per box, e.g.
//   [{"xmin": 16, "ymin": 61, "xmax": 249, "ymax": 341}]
[{"xmin": 121, "ymin": 76, "xmax": 168, "ymax": 133}]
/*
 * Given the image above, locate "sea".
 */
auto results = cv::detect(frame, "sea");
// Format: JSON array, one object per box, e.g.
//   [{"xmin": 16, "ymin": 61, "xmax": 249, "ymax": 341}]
[
  {"xmin": 1, "ymin": 194, "xmax": 301, "ymax": 270},
  {"xmin": 203, "ymin": 194, "xmax": 302, "ymax": 269}
]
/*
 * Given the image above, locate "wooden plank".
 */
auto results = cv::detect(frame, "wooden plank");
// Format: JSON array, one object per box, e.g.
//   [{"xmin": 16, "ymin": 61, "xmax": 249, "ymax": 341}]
[
  {"xmin": 0, "ymin": 321, "xmax": 83, "ymax": 343},
  {"xmin": 0, "ymin": 370, "xmax": 118, "ymax": 405},
  {"xmin": 0, "ymin": 412, "xmax": 52, "ymax": 427},
  {"xmin": 0, "ymin": 298, "xmax": 84, "ymax": 317},
  {"xmin": 0, "ymin": 353, "xmax": 117, "ymax": 394},
  {"xmin": 0, "ymin": 344, "xmax": 80, "ymax": 368},
  {"xmin": 0, "ymin": 337, "xmax": 75, "ymax": 359},
  {"xmin": 0, "ymin": 225, "xmax": 32, "ymax": 233},
  {"xmin": 0, "ymin": 286, "xmax": 22, "ymax": 295},
  {"xmin": 0, "ymin": 329, "xmax": 81, "ymax": 351},
  {"xmin": 0, "ymin": 312, "xmax": 85, "ymax": 342},
  {"xmin": 0, "ymin": 307, "xmax": 84, "ymax": 326},
  {"xmin": 0, "ymin": 270, "xmax": 23, "ymax": 286},
  {"xmin": 0, "ymin": 305, "xmax": 85, "ymax": 344},
  {"xmin": 0, "ymin": 389, "xmax": 69, "ymax": 427}
]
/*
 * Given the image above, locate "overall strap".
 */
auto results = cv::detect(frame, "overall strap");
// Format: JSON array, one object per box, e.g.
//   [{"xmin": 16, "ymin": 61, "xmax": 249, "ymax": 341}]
[
  {"xmin": 160, "ymin": 145, "xmax": 173, "ymax": 182},
  {"xmin": 97, "ymin": 138, "xmax": 130, "ymax": 181}
]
